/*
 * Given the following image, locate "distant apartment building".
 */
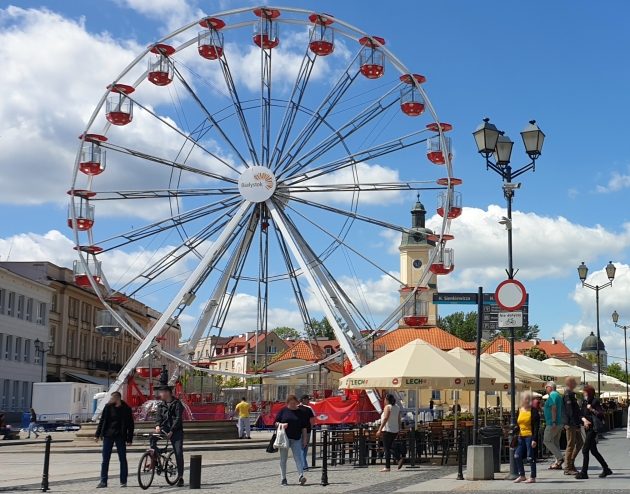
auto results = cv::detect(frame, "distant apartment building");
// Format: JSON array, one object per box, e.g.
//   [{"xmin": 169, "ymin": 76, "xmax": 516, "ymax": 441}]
[{"xmin": 0, "ymin": 266, "xmax": 54, "ymax": 410}]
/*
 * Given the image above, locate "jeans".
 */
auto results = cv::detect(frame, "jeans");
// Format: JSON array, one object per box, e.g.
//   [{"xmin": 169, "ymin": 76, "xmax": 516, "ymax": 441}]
[
  {"xmin": 100, "ymin": 436, "xmax": 128, "ymax": 485},
  {"xmin": 543, "ymin": 425, "xmax": 563, "ymax": 462},
  {"xmin": 382, "ymin": 431, "xmax": 397, "ymax": 470},
  {"xmin": 564, "ymin": 426, "xmax": 584, "ymax": 470},
  {"xmin": 581, "ymin": 428, "xmax": 608, "ymax": 473},
  {"xmin": 170, "ymin": 432, "xmax": 185, "ymax": 479},
  {"xmin": 302, "ymin": 439, "xmax": 309, "ymax": 469},
  {"xmin": 514, "ymin": 436, "xmax": 536, "ymax": 478},
  {"xmin": 237, "ymin": 417, "xmax": 251, "ymax": 438},
  {"xmin": 27, "ymin": 421, "xmax": 39, "ymax": 438},
  {"xmin": 279, "ymin": 438, "xmax": 304, "ymax": 481}
]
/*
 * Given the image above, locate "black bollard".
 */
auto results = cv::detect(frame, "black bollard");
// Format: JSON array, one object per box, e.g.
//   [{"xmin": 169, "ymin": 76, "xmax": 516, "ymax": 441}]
[
  {"xmin": 189, "ymin": 455, "xmax": 202, "ymax": 489},
  {"xmin": 320, "ymin": 430, "xmax": 329, "ymax": 486},
  {"xmin": 457, "ymin": 429, "xmax": 464, "ymax": 480},
  {"xmin": 311, "ymin": 428, "xmax": 317, "ymax": 469},
  {"xmin": 406, "ymin": 427, "xmax": 420, "ymax": 469},
  {"xmin": 41, "ymin": 435, "xmax": 51, "ymax": 492},
  {"xmin": 355, "ymin": 427, "xmax": 367, "ymax": 468}
]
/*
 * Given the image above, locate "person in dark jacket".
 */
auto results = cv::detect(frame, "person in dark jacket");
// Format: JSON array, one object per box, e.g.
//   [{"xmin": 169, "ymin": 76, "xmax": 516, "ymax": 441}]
[
  {"xmin": 155, "ymin": 385, "xmax": 185, "ymax": 487},
  {"xmin": 95, "ymin": 392, "xmax": 134, "ymax": 488},
  {"xmin": 575, "ymin": 385, "xmax": 613, "ymax": 479},
  {"xmin": 562, "ymin": 377, "xmax": 584, "ymax": 475},
  {"xmin": 513, "ymin": 392, "xmax": 540, "ymax": 483},
  {"xmin": 27, "ymin": 408, "xmax": 39, "ymax": 439}
]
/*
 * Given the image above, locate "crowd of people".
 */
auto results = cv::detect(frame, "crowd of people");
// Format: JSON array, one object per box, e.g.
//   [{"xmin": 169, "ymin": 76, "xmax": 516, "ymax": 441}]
[{"xmin": 513, "ymin": 378, "xmax": 613, "ymax": 483}]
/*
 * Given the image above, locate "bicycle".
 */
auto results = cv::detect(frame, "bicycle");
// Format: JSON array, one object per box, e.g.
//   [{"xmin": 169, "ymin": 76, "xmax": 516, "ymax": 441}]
[{"xmin": 137, "ymin": 433, "xmax": 179, "ymax": 489}]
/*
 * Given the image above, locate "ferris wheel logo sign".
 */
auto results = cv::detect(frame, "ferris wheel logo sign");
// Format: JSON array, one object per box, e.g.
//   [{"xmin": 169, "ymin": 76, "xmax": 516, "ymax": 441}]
[{"xmin": 238, "ymin": 166, "xmax": 277, "ymax": 203}]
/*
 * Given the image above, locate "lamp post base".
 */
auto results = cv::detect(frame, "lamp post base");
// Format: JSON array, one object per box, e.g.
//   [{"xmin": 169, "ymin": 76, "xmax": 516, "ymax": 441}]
[{"xmin": 504, "ymin": 448, "xmax": 518, "ymax": 480}]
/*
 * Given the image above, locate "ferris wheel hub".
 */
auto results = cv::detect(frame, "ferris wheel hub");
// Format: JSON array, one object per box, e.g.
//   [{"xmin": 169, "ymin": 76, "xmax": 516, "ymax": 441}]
[{"xmin": 238, "ymin": 166, "xmax": 277, "ymax": 202}]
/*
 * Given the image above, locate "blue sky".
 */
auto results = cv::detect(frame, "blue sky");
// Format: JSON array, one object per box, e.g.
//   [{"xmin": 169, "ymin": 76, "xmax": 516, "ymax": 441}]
[{"xmin": 2, "ymin": 0, "xmax": 630, "ymax": 364}]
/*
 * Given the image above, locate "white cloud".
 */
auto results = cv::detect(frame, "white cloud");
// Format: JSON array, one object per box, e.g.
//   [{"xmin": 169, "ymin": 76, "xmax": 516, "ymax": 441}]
[
  {"xmin": 114, "ymin": 0, "xmax": 202, "ymax": 32},
  {"xmin": 422, "ymin": 205, "xmax": 630, "ymax": 290},
  {"xmin": 595, "ymin": 168, "xmax": 630, "ymax": 193}
]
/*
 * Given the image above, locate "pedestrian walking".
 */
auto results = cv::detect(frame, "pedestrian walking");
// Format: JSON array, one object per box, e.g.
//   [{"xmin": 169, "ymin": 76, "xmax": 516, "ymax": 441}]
[
  {"xmin": 27, "ymin": 408, "xmax": 39, "ymax": 439},
  {"xmin": 543, "ymin": 382, "xmax": 564, "ymax": 469},
  {"xmin": 376, "ymin": 394, "xmax": 403, "ymax": 472},
  {"xmin": 298, "ymin": 395, "xmax": 316, "ymax": 470},
  {"xmin": 275, "ymin": 395, "xmax": 308, "ymax": 486},
  {"xmin": 575, "ymin": 385, "xmax": 612, "ymax": 479},
  {"xmin": 513, "ymin": 392, "xmax": 540, "ymax": 484},
  {"xmin": 235, "ymin": 397, "xmax": 251, "ymax": 439},
  {"xmin": 94, "ymin": 392, "xmax": 134, "ymax": 488},
  {"xmin": 562, "ymin": 377, "xmax": 583, "ymax": 475},
  {"xmin": 155, "ymin": 385, "xmax": 185, "ymax": 487}
]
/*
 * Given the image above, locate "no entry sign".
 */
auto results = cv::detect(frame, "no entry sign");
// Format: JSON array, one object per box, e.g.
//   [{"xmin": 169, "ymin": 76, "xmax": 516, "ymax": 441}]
[{"xmin": 494, "ymin": 279, "xmax": 527, "ymax": 311}]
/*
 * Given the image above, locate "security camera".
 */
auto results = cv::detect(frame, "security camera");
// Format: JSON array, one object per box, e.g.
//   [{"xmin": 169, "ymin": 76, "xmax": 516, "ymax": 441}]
[
  {"xmin": 503, "ymin": 182, "xmax": 522, "ymax": 191},
  {"xmin": 498, "ymin": 216, "xmax": 512, "ymax": 230}
]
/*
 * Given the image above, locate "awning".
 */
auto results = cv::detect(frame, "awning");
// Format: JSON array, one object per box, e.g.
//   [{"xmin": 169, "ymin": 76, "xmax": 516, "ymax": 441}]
[{"xmin": 64, "ymin": 372, "xmax": 109, "ymax": 387}]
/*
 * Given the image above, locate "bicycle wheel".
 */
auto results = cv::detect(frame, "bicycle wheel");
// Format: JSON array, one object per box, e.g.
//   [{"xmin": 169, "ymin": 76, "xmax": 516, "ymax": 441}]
[
  {"xmin": 164, "ymin": 451, "xmax": 179, "ymax": 486},
  {"xmin": 137, "ymin": 451, "xmax": 155, "ymax": 490}
]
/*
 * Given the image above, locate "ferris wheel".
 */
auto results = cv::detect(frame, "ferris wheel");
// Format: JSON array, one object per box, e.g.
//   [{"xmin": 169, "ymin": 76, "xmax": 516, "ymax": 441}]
[{"xmin": 68, "ymin": 6, "xmax": 460, "ymax": 414}]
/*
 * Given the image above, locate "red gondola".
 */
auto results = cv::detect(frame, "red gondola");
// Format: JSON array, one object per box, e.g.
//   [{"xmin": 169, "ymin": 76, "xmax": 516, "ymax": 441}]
[
  {"xmin": 399, "ymin": 74, "xmax": 426, "ymax": 116},
  {"xmin": 73, "ymin": 258, "xmax": 102, "ymax": 287},
  {"xmin": 308, "ymin": 13, "xmax": 334, "ymax": 56},
  {"xmin": 198, "ymin": 17, "xmax": 225, "ymax": 60},
  {"xmin": 67, "ymin": 190, "xmax": 95, "ymax": 231},
  {"xmin": 79, "ymin": 134, "xmax": 107, "ymax": 176},
  {"xmin": 147, "ymin": 44, "xmax": 175, "ymax": 86},
  {"xmin": 402, "ymin": 290, "xmax": 429, "ymax": 327},
  {"xmin": 437, "ymin": 190, "xmax": 462, "ymax": 219},
  {"xmin": 429, "ymin": 247, "xmax": 455, "ymax": 275},
  {"xmin": 253, "ymin": 8, "xmax": 280, "ymax": 49},
  {"xmin": 106, "ymin": 84, "xmax": 134, "ymax": 126},
  {"xmin": 358, "ymin": 36, "xmax": 385, "ymax": 79}
]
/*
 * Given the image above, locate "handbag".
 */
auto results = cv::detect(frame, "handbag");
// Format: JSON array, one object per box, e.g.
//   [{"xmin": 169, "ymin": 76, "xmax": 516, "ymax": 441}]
[
  {"xmin": 266, "ymin": 433, "xmax": 278, "ymax": 453},
  {"xmin": 273, "ymin": 424, "xmax": 288, "ymax": 449},
  {"xmin": 592, "ymin": 414, "xmax": 607, "ymax": 433}
]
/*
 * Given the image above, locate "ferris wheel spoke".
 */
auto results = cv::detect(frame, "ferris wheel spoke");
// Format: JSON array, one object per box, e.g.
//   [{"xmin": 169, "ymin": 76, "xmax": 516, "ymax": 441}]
[
  {"xmin": 280, "ymin": 181, "xmax": 442, "ymax": 194},
  {"xmin": 281, "ymin": 194, "xmax": 413, "ymax": 235},
  {"xmin": 96, "ymin": 201, "xmax": 252, "ymax": 417},
  {"xmin": 260, "ymin": 43, "xmax": 272, "ymax": 166},
  {"xmin": 273, "ymin": 51, "xmax": 362, "ymax": 175},
  {"xmin": 269, "ymin": 31, "xmax": 318, "ymax": 169},
  {"xmin": 124, "ymin": 94, "xmax": 240, "ymax": 176},
  {"xmin": 217, "ymin": 51, "xmax": 260, "ymax": 166},
  {"xmin": 282, "ymin": 200, "xmax": 403, "ymax": 287},
  {"xmin": 91, "ymin": 187, "xmax": 239, "ymax": 200},
  {"xmin": 255, "ymin": 204, "xmax": 270, "ymax": 369},
  {"xmin": 94, "ymin": 197, "xmax": 242, "ymax": 252},
  {"xmin": 279, "ymin": 84, "xmax": 402, "ymax": 180},
  {"xmin": 98, "ymin": 141, "xmax": 238, "ymax": 184},
  {"xmin": 266, "ymin": 200, "xmax": 362, "ymax": 368},
  {"xmin": 284, "ymin": 129, "xmax": 431, "ymax": 186},
  {"xmin": 172, "ymin": 65, "xmax": 251, "ymax": 171}
]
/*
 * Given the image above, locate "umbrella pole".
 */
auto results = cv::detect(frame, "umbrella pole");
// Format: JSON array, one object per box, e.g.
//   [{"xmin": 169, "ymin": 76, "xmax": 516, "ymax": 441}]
[
  {"xmin": 454, "ymin": 393, "xmax": 458, "ymax": 440},
  {"xmin": 484, "ymin": 392, "xmax": 488, "ymax": 427},
  {"xmin": 415, "ymin": 388, "xmax": 419, "ymax": 428}
]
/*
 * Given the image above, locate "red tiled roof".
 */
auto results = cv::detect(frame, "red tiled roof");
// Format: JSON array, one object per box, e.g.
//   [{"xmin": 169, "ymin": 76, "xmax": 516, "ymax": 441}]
[
  {"xmin": 324, "ymin": 362, "xmax": 344, "ymax": 374},
  {"xmin": 272, "ymin": 340, "xmax": 327, "ymax": 363},
  {"xmin": 375, "ymin": 327, "xmax": 470, "ymax": 352},
  {"xmin": 483, "ymin": 336, "xmax": 575, "ymax": 357}
]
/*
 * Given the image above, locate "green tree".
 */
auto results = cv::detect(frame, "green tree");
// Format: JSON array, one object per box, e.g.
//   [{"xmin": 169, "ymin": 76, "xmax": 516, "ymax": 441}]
[
  {"xmin": 272, "ymin": 326, "xmax": 302, "ymax": 340},
  {"xmin": 216, "ymin": 375, "xmax": 244, "ymax": 388},
  {"xmin": 522, "ymin": 346, "xmax": 548, "ymax": 361},
  {"xmin": 606, "ymin": 362, "xmax": 629, "ymax": 383},
  {"xmin": 506, "ymin": 324, "xmax": 540, "ymax": 341},
  {"xmin": 437, "ymin": 311, "xmax": 478, "ymax": 342},
  {"xmin": 309, "ymin": 316, "xmax": 343, "ymax": 340}
]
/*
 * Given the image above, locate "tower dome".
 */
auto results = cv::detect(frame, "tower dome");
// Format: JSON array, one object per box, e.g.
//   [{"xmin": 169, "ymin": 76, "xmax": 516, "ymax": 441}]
[{"xmin": 580, "ymin": 331, "xmax": 605, "ymax": 353}]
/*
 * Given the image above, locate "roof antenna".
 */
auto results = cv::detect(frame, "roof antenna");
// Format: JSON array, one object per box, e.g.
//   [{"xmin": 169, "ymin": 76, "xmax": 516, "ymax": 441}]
[{"xmin": 416, "ymin": 192, "xmax": 420, "ymax": 202}]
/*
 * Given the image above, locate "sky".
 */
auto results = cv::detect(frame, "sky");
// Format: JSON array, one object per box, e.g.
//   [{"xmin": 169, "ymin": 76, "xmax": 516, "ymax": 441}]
[{"xmin": 1, "ymin": 0, "xmax": 630, "ymax": 366}]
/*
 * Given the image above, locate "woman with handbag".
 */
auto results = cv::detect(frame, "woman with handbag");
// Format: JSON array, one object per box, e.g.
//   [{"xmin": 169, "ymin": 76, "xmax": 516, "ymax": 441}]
[
  {"xmin": 575, "ymin": 385, "xmax": 613, "ymax": 479},
  {"xmin": 274, "ymin": 395, "xmax": 308, "ymax": 486},
  {"xmin": 513, "ymin": 392, "xmax": 540, "ymax": 484}
]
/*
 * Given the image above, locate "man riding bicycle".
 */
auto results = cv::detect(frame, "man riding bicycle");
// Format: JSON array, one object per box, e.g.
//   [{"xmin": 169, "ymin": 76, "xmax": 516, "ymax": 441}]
[{"xmin": 155, "ymin": 385, "xmax": 185, "ymax": 487}]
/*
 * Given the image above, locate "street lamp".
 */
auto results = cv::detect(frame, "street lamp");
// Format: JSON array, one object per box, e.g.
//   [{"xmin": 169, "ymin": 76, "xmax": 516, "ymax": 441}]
[
  {"xmin": 611, "ymin": 310, "xmax": 629, "ymax": 403},
  {"xmin": 473, "ymin": 117, "xmax": 545, "ymax": 479},
  {"xmin": 34, "ymin": 339, "xmax": 53, "ymax": 382},
  {"xmin": 102, "ymin": 350, "xmax": 118, "ymax": 388},
  {"xmin": 577, "ymin": 261, "xmax": 616, "ymax": 396}
]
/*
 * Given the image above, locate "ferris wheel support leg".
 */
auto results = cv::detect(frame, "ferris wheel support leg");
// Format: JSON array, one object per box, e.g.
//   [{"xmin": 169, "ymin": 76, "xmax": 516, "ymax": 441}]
[{"xmin": 92, "ymin": 201, "xmax": 251, "ymax": 420}]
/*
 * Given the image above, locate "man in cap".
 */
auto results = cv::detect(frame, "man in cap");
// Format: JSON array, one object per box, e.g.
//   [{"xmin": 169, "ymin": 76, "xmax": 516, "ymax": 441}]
[
  {"xmin": 155, "ymin": 385, "xmax": 185, "ymax": 486},
  {"xmin": 562, "ymin": 377, "xmax": 583, "ymax": 475},
  {"xmin": 543, "ymin": 381, "xmax": 564, "ymax": 469}
]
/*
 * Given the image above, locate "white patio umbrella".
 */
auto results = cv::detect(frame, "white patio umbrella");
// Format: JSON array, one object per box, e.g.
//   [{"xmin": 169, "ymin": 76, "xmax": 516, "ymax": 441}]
[
  {"xmin": 492, "ymin": 352, "xmax": 575, "ymax": 383},
  {"xmin": 544, "ymin": 358, "xmax": 619, "ymax": 390}
]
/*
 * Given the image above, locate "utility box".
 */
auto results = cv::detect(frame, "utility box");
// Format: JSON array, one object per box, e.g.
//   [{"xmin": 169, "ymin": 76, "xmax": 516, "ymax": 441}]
[{"xmin": 32, "ymin": 382, "xmax": 105, "ymax": 423}]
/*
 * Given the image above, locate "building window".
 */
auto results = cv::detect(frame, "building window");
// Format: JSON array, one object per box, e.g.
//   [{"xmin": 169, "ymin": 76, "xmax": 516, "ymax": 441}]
[
  {"xmin": 21, "ymin": 382, "xmax": 28, "ymax": 408},
  {"xmin": 81, "ymin": 303, "xmax": 91, "ymax": 323},
  {"xmin": 11, "ymin": 381, "xmax": 19, "ymax": 409},
  {"xmin": 24, "ymin": 339, "xmax": 31, "ymax": 363},
  {"xmin": 14, "ymin": 337, "xmax": 22, "ymax": 361},
  {"xmin": 25, "ymin": 298, "xmax": 33, "ymax": 322},
  {"xmin": 68, "ymin": 297, "xmax": 79, "ymax": 319},
  {"xmin": 0, "ymin": 289, "xmax": 5, "ymax": 315},
  {"xmin": 36, "ymin": 302, "xmax": 46, "ymax": 325},
  {"xmin": 51, "ymin": 294, "xmax": 57, "ymax": 313},
  {"xmin": 17, "ymin": 295, "xmax": 24, "ymax": 319},
  {"xmin": 267, "ymin": 346, "xmax": 277, "ymax": 354},
  {"xmin": 0, "ymin": 333, "xmax": 3, "ymax": 360},
  {"xmin": 431, "ymin": 390, "xmax": 441, "ymax": 401},
  {"xmin": 50, "ymin": 326, "xmax": 56, "ymax": 354},
  {"xmin": 4, "ymin": 335, "xmax": 11, "ymax": 359},
  {"xmin": 67, "ymin": 331, "xmax": 75, "ymax": 358},
  {"xmin": 1, "ymin": 380, "xmax": 8, "ymax": 408},
  {"xmin": 7, "ymin": 292, "xmax": 15, "ymax": 317},
  {"xmin": 325, "ymin": 346, "xmax": 332, "ymax": 355}
]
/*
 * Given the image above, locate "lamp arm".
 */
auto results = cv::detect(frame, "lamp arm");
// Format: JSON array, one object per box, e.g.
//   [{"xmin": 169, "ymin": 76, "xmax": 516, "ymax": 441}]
[
  {"xmin": 485, "ymin": 160, "xmax": 508, "ymax": 178},
  {"xmin": 510, "ymin": 162, "xmax": 536, "ymax": 179}
]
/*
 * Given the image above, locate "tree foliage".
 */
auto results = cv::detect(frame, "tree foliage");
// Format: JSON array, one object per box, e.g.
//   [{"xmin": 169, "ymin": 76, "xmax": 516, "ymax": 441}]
[
  {"xmin": 522, "ymin": 346, "xmax": 548, "ymax": 361},
  {"xmin": 308, "ymin": 316, "xmax": 344, "ymax": 340},
  {"xmin": 607, "ymin": 362, "xmax": 629, "ymax": 383},
  {"xmin": 437, "ymin": 311, "xmax": 477, "ymax": 342},
  {"xmin": 272, "ymin": 326, "xmax": 302, "ymax": 340}
]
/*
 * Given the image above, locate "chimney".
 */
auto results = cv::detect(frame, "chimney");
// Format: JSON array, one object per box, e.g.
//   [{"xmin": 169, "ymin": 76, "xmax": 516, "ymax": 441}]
[{"xmin": 551, "ymin": 337, "xmax": 557, "ymax": 344}]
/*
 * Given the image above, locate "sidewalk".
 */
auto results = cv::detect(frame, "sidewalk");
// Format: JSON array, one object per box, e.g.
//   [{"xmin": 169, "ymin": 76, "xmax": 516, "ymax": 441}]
[{"xmin": 398, "ymin": 428, "xmax": 630, "ymax": 493}]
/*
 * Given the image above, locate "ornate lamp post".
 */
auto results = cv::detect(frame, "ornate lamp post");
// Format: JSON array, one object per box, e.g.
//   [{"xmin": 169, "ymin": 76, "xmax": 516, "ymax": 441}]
[
  {"xmin": 34, "ymin": 339, "xmax": 53, "ymax": 382},
  {"xmin": 612, "ymin": 310, "xmax": 629, "ymax": 402},
  {"xmin": 577, "ymin": 261, "xmax": 616, "ymax": 396},
  {"xmin": 473, "ymin": 118, "xmax": 545, "ymax": 478}
]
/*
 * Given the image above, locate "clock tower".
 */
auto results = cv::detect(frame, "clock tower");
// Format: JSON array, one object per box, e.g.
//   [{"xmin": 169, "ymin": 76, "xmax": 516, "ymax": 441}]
[{"xmin": 399, "ymin": 197, "xmax": 438, "ymax": 326}]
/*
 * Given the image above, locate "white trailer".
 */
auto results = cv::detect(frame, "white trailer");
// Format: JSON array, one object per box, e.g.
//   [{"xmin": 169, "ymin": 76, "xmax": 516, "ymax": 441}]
[{"xmin": 32, "ymin": 382, "xmax": 105, "ymax": 423}]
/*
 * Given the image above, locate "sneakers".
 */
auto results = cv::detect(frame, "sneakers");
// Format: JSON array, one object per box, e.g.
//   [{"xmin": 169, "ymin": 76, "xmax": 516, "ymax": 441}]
[
  {"xmin": 525, "ymin": 478, "xmax": 536, "ymax": 483},
  {"xmin": 513, "ymin": 476, "xmax": 526, "ymax": 483},
  {"xmin": 176, "ymin": 478, "xmax": 184, "ymax": 487},
  {"xmin": 564, "ymin": 468, "xmax": 579, "ymax": 476},
  {"xmin": 280, "ymin": 479, "xmax": 288, "ymax": 486},
  {"xmin": 397, "ymin": 458, "xmax": 405, "ymax": 470},
  {"xmin": 599, "ymin": 468, "xmax": 613, "ymax": 478},
  {"xmin": 120, "ymin": 483, "xmax": 127, "ymax": 488},
  {"xmin": 299, "ymin": 475, "xmax": 307, "ymax": 486},
  {"xmin": 575, "ymin": 471, "xmax": 589, "ymax": 479},
  {"xmin": 96, "ymin": 482, "xmax": 107, "ymax": 488}
]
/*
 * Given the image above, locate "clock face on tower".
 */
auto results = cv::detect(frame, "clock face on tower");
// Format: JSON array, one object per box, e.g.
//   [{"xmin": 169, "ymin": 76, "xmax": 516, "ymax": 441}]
[{"xmin": 412, "ymin": 259, "xmax": 422, "ymax": 269}]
